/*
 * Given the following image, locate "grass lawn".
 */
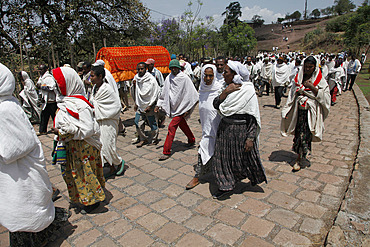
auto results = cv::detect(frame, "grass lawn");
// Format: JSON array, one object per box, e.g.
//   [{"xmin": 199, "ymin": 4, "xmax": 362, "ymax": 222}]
[{"xmin": 356, "ymin": 59, "xmax": 370, "ymax": 103}]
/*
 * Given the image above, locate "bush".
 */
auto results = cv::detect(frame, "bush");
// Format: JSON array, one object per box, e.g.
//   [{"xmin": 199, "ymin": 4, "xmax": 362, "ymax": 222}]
[{"xmin": 325, "ymin": 13, "xmax": 354, "ymax": 32}]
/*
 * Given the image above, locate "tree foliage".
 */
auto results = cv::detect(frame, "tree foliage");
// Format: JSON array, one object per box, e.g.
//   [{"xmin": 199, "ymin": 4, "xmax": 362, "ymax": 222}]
[
  {"xmin": 311, "ymin": 9, "xmax": 321, "ymax": 18},
  {"xmin": 252, "ymin": 15, "xmax": 265, "ymax": 27},
  {"xmin": 344, "ymin": 5, "xmax": 370, "ymax": 53},
  {"xmin": 334, "ymin": 0, "xmax": 356, "ymax": 15},
  {"xmin": 222, "ymin": 1, "xmax": 242, "ymax": 27},
  {"xmin": 1, "ymin": 0, "xmax": 151, "ymax": 65}
]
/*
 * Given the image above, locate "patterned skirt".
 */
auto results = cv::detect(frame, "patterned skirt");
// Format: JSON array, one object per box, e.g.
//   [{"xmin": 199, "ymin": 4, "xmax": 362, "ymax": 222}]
[
  {"xmin": 62, "ymin": 140, "xmax": 106, "ymax": 206},
  {"xmin": 292, "ymin": 109, "xmax": 312, "ymax": 159},
  {"xmin": 9, "ymin": 207, "xmax": 70, "ymax": 247},
  {"xmin": 212, "ymin": 116, "xmax": 267, "ymax": 191}
]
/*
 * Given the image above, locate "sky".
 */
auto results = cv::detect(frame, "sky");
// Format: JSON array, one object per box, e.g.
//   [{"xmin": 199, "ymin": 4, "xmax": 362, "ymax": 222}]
[{"xmin": 141, "ymin": 0, "xmax": 364, "ymax": 28}]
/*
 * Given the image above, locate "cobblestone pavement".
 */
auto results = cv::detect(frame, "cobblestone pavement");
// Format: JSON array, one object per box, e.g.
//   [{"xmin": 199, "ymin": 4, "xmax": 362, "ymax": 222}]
[{"xmin": 0, "ymin": 90, "xmax": 358, "ymax": 247}]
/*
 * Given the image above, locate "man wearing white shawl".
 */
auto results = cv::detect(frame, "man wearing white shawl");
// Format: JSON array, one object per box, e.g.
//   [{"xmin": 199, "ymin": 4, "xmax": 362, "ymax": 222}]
[
  {"xmin": 52, "ymin": 67, "xmax": 106, "ymax": 214},
  {"xmin": 272, "ymin": 57, "xmax": 290, "ymax": 108},
  {"xmin": 186, "ymin": 64, "xmax": 222, "ymax": 190},
  {"xmin": 133, "ymin": 62, "xmax": 160, "ymax": 147},
  {"xmin": 155, "ymin": 59, "xmax": 198, "ymax": 160},
  {"xmin": 90, "ymin": 65, "xmax": 126, "ymax": 177},
  {"xmin": 0, "ymin": 63, "xmax": 69, "ymax": 245},
  {"xmin": 19, "ymin": 71, "xmax": 42, "ymax": 123},
  {"xmin": 215, "ymin": 56, "xmax": 226, "ymax": 86},
  {"xmin": 281, "ymin": 56, "xmax": 331, "ymax": 171},
  {"xmin": 212, "ymin": 61, "xmax": 267, "ymax": 199},
  {"xmin": 37, "ymin": 64, "xmax": 58, "ymax": 134}
]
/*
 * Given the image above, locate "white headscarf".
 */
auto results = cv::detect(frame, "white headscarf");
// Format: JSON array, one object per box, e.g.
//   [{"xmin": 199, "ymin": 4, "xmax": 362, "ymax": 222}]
[
  {"xmin": 93, "ymin": 60, "xmax": 119, "ymax": 97},
  {"xmin": 227, "ymin": 60, "xmax": 250, "ymax": 84},
  {"xmin": 198, "ymin": 64, "xmax": 222, "ymax": 165}
]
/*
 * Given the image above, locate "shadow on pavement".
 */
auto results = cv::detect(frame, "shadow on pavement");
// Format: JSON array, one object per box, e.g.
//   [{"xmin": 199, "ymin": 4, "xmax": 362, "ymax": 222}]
[{"xmin": 269, "ymin": 150, "xmax": 297, "ymax": 165}]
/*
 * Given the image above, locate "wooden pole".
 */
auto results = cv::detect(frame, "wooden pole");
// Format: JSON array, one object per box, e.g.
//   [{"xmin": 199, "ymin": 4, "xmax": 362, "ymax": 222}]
[
  {"xmin": 70, "ymin": 43, "xmax": 74, "ymax": 69},
  {"xmin": 93, "ymin": 43, "xmax": 96, "ymax": 61},
  {"xmin": 24, "ymin": 44, "xmax": 33, "ymax": 80},
  {"xmin": 18, "ymin": 29, "xmax": 24, "ymax": 71},
  {"xmin": 56, "ymin": 50, "xmax": 60, "ymax": 67},
  {"xmin": 103, "ymin": 38, "xmax": 107, "ymax": 47},
  {"xmin": 51, "ymin": 42, "xmax": 56, "ymax": 68}
]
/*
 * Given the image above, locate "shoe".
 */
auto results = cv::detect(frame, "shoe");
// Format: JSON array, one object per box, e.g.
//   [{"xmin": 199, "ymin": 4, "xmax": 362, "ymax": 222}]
[
  {"xmin": 186, "ymin": 177, "xmax": 200, "ymax": 190},
  {"xmin": 132, "ymin": 137, "xmax": 140, "ymax": 144},
  {"xmin": 81, "ymin": 202, "xmax": 100, "ymax": 214},
  {"xmin": 52, "ymin": 188, "xmax": 60, "ymax": 202},
  {"xmin": 185, "ymin": 142, "xmax": 196, "ymax": 147},
  {"xmin": 137, "ymin": 140, "xmax": 148, "ymax": 148},
  {"xmin": 159, "ymin": 154, "xmax": 171, "ymax": 161},
  {"xmin": 212, "ymin": 189, "xmax": 231, "ymax": 199},
  {"xmin": 292, "ymin": 162, "xmax": 301, "ymax": 172},
  {"xmin": 275, "ymin": 105, "xmax": 280, "ymax": 109},
  {"xmin": 116, "ymin": 160, "xmax": 127, "ymax": 176},
  {"xmin": 37, "ymin": 132, "xmax": 47, "ymax": 136},
  {"xmin": 148, "ymin": 139, "xmax": 161, "ymax": 146}
]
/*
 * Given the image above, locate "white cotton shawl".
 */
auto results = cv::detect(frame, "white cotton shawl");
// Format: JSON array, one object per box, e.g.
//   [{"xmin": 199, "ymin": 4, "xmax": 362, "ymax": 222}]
[
  {"xmin": 281, "ymin": 58, "xmax": 331, "ymax": 142},
  {"xmin": 19, "ymin": 71, "xmax": 41, "ymax": 117},
  {"xmin": 216, "ymin": 71, "xmax": 225, "ymax": 86},
  {"xmin": 198, "ymin": 65, "xmax": 223, "ymax": 165},
  {"xmin": 228, "ymin": 60, "xmax": 250, "ymax": 84},
  {"xmin": 91, "ymin": 82, "xmax": 121, "ymax": 121},
  {"xmin": 157, "ymin": 71, "xmax": 198, "ymax": 118},
  {"xmin": 0, "ymin": 63, "xmax": 54, "ymax": 232},
  {"xmin": 219, "ymin": 61, "xmax": 261, "ymax": 135},
  {"xmin": 272, "ymin": 63, "xmax": 290, "ymax": 87},
  {"xmin": 327, "ymin": 66, "xmax": 345, "ymax": 91},
  {"xmin": 134, "ymin": 72, "xmax": 159, "ymax": 112},
  {"xmin": 93, "ymin": 60, "xmax": 120, "ymax": 97},
  {"xmin": 53, "ymin": 67, "xmax": 102, "ymax": 149}
]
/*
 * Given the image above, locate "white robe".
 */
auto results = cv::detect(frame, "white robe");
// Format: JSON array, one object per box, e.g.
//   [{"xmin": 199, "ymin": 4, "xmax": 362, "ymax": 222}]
[
  {"xmin": 157, "ymin": 71, "xmax": 198, "ymax": 118},
  {"xmin": 134, "ymin": 72, "xmax": 159, "ymax": 112},
  {"xmin": 91, "ymin": 83, "xmax": 122, "ymax": 165},
  {"xmin": 272, "ymin": 63, "xmax": 290, "ymax": 87},
  {"xmin": 281, "ymin": 60, "xmax": 331, "ymax": 142},
  {"xmin": 19, "ymin": 71, "xmax": 42, "ymax": 118},
  {"xmin": 0, "ymin": 63, "xmax": 54, "ymax": 232},
  {"xmin": 198, "ymin": 65, "xmax": 223, "ymax": 165}
]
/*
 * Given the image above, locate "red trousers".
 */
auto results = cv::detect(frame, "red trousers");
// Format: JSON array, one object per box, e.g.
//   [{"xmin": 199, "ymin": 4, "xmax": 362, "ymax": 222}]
[
  {"xmin": 331, "ymin": 86, "xmax": 338, "ymax": 103},
  {"xmin": 163, "ymin": 115, "xmax": 195, "ymax": 155}
]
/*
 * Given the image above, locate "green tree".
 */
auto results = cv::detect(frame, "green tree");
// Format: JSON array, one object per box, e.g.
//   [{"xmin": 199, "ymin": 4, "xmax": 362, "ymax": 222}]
[
  {"xmin": 222, "ymin": 2, "xmax": 242, "ymax": 27},
  {"xmin": 321, "ymin": 6, "xmax": 335, "ymax": 16},
  {"xmin": 277, "ymin": 17, "xmax": 285, "ymax": 23},
  {"xmin": 252, "ymin": 15, "xmax": 265, "ymax": 27},
  {"xmin": 290, "ymin": 10, "xmax": 302, "ymax": 21},
  {"xmin": 344, "ymin": 5, "xmax": 370, "ymax": 54},
  {"xmin": 311, "ymin": 9, "xmax": 321, "ymax": 18},
  {"xmin": 334, "ymin": 0, "xmax": 356, "ymax": 15},
  {"xmin": 220, "ymin": 22, "xmax": 257, "ymax": 56}
]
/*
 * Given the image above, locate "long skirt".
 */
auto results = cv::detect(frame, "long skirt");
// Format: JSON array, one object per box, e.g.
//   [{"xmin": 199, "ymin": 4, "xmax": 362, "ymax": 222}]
[
  {"xmin": 292, "ymin": 109, "xmax": 312, "ymax": 159},
  {"xmin": 62, "ymin": 140, "xmax": 105, "ymax": 206},
  {"xmin": 9, "ymin": 207, "xmax": 70, "ymax": 247},
  {"xmin": 99, "ymin": 119, "xmax": 122, "ymax": 166},
  {"xmin": 212, "ymin": 115, "xmax": 267, "ymax": 191}
]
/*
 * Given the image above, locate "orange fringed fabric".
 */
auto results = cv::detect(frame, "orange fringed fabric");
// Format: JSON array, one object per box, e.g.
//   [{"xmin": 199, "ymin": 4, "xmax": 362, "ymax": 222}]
[{"xmin": 96, "ymin": 46, "xmax": 171, "ymax": 82}]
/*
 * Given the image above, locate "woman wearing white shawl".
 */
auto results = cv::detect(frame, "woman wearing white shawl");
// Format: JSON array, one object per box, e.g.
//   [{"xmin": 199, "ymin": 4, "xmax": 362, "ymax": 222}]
[
  {"xmin": 155, "ymin": 59, "xmax": 198, "ymax": 160},
  {"xmin": 212, "ymin": 61, "xmax": 267, "ymax": 199},
  {"xmin": 19, "ymin": 71, "xmax": 42, "ymax": 122},
  {"xmin": 272, "ymin": 57, "xmax": 290, "ymax": 108},
  {"xmin": 186, "ymin": 64, "xmax": 222, "ymax": 190},
  {"xmin": 52, "ymin": 67, "xmax": 105, "ymax": 214},
  {"xmin": 90, "ymin": 65, "xmax": 126, "ymax": 177},
  {"xmin": 133, "ymin": 62, "xmax": 160, "ymax": 147},
  {"xmin": 0, "ymin": 63, "xmax": 69, "ymax": 246},
  {"xmin": 281, "ymin": 56, "xmax": 331, "ymax": 171}
]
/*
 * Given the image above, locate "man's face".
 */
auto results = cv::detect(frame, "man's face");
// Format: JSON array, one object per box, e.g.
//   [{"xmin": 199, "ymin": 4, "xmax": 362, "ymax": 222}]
[
  {"xmin": 170, "ymin": 67, "xmax": 180, "ymax": 76},
  {"xmin": 82, "ymin": 65, "xmax": 90, "ymax": 75},
  {"xmin": 204, "ymin": 68, "xmax": 214, "ymax": 85},
  {"xmin": 147, "ymin": 63, "xmax": 154, "ymax": 71},
  {"xmin": 246, "ymin": 57, "xmax": 252, "ymax": 65},
  {"xmin": 137, "ymin": 64, "xmax": 147, "ymax": 77},
  {"xmin": 215, "ymin": 59, "xmax": 226, "ymax": 74},
  {"xmin": 179, "ymin": 55, "xmax": 183, "ymax": 60}
]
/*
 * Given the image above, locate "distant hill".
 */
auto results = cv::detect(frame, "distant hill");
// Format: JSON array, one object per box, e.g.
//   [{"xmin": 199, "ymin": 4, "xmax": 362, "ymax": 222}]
[{"xmin": 254, "ymin": 17, "xmax": 337, "ymax": 53}]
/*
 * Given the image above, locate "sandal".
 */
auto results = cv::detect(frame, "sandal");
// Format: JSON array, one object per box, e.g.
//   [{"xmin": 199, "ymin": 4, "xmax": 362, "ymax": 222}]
[
  {"xmin": 116, "ymin": 160, "xmax": 127, "ymax": 176},
  {"xmin": 292, "ymin": 162, "xmax": 301, "ymax": 172}
]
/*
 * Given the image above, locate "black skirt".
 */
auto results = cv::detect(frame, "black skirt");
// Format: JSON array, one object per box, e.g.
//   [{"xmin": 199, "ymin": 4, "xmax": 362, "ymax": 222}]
[
  {"xmin": 212, "ymin": 114, "xmax": 267, "ymax": 191},
  {"xmin": 292, "ymin": 109, "xmax": 312, "ymax": 158}
]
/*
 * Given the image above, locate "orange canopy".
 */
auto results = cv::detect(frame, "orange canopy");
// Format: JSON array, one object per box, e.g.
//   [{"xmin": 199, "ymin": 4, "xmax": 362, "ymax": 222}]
[{"xmin": 95, "ymin": 46, "xmax": 171, "ymax": 82}]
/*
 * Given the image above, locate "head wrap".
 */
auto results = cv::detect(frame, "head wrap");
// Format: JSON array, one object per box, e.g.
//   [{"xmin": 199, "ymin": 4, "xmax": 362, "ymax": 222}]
[
  {"xmin": 21, "ymin": 71, "xmax": 30, "ymax": 81},
  {"xmin": 93, "ymin": 59, "xmax": 105, "ymax": 67},
  {"xmin": 52, "ymin": 67, "xmax": 85, "ymax": 97},
  {"xmin": 227, "ymin": 60, "xmax": 250, "ymax": 84},
  {"xmin": 199, "ymin": 64, "xmax": 221, "ymax": 93},
  {"xmin": 145, "ymin": 58, "xmax": 155, "ymax": 65},
  {"xmin": 0, "ymin": 63, "xmax": 15, "ymax": 98}
]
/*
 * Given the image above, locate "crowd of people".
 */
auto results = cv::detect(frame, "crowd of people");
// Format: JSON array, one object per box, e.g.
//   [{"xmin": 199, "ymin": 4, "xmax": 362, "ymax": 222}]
[{"xmin": 0, "ymin": 48, "xmax": 365, "ymax": 245}]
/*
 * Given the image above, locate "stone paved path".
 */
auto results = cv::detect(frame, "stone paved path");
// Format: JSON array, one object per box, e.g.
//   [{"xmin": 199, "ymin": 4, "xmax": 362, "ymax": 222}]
[{"xmin": 0, "ymin": 90, "xmax": 358, "ymax": 247}]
